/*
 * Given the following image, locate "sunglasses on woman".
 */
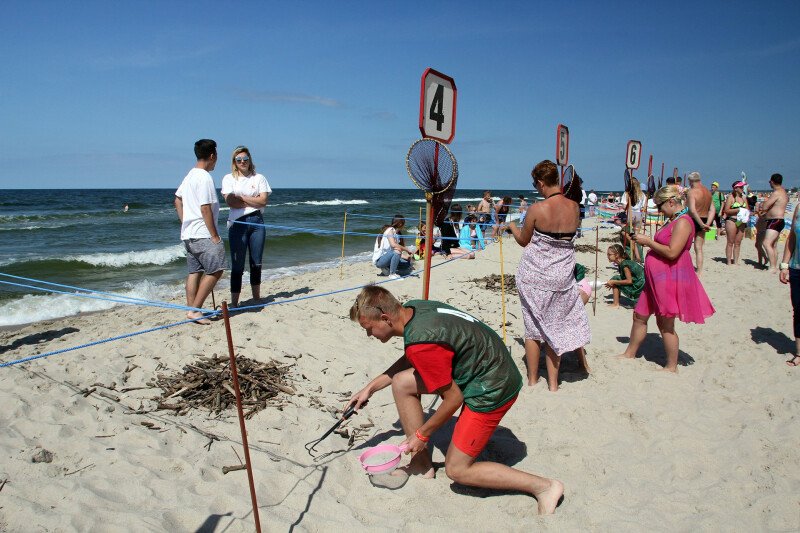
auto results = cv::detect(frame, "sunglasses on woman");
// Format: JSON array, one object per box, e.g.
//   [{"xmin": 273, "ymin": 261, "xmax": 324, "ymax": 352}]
[{"xmin": 235, "ymin": 156, "xmax": 250, "ymax": 163}]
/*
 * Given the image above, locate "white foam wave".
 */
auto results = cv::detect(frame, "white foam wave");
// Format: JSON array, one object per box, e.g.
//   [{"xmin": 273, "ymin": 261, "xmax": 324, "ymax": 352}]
[
  {"xmin": 0, "ymin": 279, "xmax": 182, "ymax": 327},
  {"xmin": 277, "ymin": 199, "xmax": 369, "ymax": 206},
  {"xmin": 66, "ymin": 245, "xmax": 185, "ymax": 268}
]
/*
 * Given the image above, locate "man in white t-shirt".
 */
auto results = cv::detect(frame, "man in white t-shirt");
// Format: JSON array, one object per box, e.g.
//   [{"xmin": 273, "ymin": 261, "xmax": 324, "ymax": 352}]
[
  {"xmin": 587, "ymin": 190, "xmax": 598, "ymax": 217},
  {"xmin": 174, "ymin": 139, "xmax": 227, "ymax": 324}
]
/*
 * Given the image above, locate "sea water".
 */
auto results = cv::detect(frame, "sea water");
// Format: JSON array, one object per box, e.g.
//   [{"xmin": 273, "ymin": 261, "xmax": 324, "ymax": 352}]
[{"xmin": 2, "ymin": 187, "xmax": 582, "ymax": 326}]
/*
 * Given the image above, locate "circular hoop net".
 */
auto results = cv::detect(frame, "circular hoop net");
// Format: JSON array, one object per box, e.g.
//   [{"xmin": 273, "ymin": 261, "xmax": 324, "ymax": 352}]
[
  {"xmin": 562, "ymin": 165, "xmax": 583, "ymax": 203},
  {"xmin": 406, "ymin": 138, "xmax": 459, "ymax": 225},
  {"xmin": 646, "ymin": 174, "xmax": 656, "ymax": 196}
]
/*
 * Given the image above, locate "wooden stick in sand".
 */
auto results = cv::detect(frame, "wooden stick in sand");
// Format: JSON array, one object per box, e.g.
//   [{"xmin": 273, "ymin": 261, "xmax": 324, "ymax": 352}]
[
  {"xmin": 222, "ymin": 302, "xmax": 262, "ymax": 533},
  {"xmin": 339, "ymin": 211, "xmax": 347, "ymax": 280},
  {"xmin": 593, "ymin": 224, "xmax": 599, "ymax": 316},
  {"xmin": 499, "ymin": 234, "xmax": 507, "ymax": 344}
]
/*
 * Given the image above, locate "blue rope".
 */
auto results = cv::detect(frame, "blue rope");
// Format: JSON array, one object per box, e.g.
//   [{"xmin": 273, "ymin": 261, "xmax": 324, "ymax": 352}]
[
  {"xmin": 0, "ymin": 276, "xmax": 208, "ymax": 313},
  {"xmin": 0, "ymin": 312, "xmax": 219, "ymax": 368},
  {"xmin": 0, "ymin": 272, "xmax": 206, "ymax": 312}
]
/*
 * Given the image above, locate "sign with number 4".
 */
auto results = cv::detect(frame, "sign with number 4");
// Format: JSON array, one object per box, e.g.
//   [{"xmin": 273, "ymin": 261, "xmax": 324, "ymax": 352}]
[
  {"xmin": 419, "ymin": 68, "xmax": 457, "ymax": 144},
  {"xmin": 626, "ymin": 140, "xmax": 642, "ymax": 170}
]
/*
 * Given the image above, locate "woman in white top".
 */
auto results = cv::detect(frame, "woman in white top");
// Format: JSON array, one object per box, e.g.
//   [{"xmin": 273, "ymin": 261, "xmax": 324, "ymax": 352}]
[
  {"xmin": 221, "ymin": 146, "xmax": 271, "ymax": 306},
  {"xmin": 372, "ymin": 215, "xmax": 413, "ymax": 279}
]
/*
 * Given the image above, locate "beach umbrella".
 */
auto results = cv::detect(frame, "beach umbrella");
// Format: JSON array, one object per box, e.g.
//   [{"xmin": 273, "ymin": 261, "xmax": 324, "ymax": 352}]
[{"xmin": 406, "ymin": 138, "xmax": 458, "ymax": 299}]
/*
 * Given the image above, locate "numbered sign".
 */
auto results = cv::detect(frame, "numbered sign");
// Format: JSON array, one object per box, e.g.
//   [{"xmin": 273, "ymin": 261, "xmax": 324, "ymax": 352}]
[
  {"xmin": 419, "ymin": 68, "xmax": 457, "ymax": 144},
  {"xmin": 556, "ymin": 124, "xmax": 569, "ymax": 166},
  {"xmin": 626, "ymin": 140, "xmax": 642, "ymax": 170}
]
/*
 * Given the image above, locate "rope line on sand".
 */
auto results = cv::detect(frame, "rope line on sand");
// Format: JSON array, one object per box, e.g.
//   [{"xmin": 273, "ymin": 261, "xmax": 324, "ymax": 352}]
[
  {"xmin": 0, "ymin": 244, "xmax": 481, "ymax": 368},
  {"xmin": 0, "ymin": 273, "xmax": 208, "ymax": 313},
  {"xmin": 0, "ymin": 314, "xmax": 219, "ymax": 368}
]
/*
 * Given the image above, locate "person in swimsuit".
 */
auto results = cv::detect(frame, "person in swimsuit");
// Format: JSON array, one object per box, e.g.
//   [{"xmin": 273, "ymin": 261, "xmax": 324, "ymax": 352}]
[
  {"xmin": 710, "ymin": 181, "xmax": 725, "ymax": 237},
  {"xmin": 685, "ymin": 172, "xmax": 715, "ymax": 275},
  {"xmin": 778, "ymin": 202, "xmax": 800, "ymax": 367},
  {"xmin": 723, "ymin": 181, "xmax": 748, "ymax": 265},
  {"xmin": 347, "ymin": 286, "xmax": 564, "ymax": 513},
  {"xmin": 508, "ymin": 160, "xmax": 591, "ymax": 391},
  {"xmin": 758, "ymin": 173, "xmax": 789, "ymax": 273}
]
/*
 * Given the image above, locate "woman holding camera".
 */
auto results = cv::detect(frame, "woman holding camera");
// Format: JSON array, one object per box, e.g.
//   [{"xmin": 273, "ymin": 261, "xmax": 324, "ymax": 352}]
[{"xmin": 620, "ymin": 185, "xmax": 715, "ymax": 372}]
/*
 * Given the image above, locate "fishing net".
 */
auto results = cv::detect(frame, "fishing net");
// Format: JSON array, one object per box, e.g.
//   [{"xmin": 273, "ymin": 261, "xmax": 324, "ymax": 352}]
[
  {"xmin": 646, "ymin": 174, "xmax": 656, "ymax": 197},
  {"xmin": 562, "ymin": 165, "xmax": 583, "ymax": 203},
  {"xmin": 406, "ymin": 138, "xmax": 459, "ymax": 225}
]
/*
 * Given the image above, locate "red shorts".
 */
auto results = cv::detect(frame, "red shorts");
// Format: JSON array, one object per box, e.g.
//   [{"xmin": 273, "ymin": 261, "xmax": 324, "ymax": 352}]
[{"xmin": 451, "ymin": 395, "xmax": 518, "ymax": 458}]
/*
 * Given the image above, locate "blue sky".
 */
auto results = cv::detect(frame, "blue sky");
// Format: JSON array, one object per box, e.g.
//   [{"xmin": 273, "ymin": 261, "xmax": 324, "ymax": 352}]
[{"xmin": 1, "ymin": 1, "xmax": 798, "ymax": 191}]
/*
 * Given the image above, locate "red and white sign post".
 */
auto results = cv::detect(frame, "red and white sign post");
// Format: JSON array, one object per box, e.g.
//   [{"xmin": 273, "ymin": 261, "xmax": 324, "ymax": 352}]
[
  {"xmin": 556, "ymin": 124, "xmax": 569, "ymax": 187},
  {"xmin": 418, "ymin": 68, "xmax": 457, "ymax": 300}
]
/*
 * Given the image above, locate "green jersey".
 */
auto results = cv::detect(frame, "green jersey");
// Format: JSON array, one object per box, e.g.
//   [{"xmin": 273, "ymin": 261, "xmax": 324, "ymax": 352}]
[{"xmin": 403, "ymin": 300, "xmax": 522, "ymax": 412}]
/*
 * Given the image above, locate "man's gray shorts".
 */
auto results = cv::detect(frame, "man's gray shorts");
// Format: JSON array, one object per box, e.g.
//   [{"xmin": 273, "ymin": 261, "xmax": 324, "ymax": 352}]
[{"xmin": 183, "ymin": 238, "xmax": 228, "ymax": 275}]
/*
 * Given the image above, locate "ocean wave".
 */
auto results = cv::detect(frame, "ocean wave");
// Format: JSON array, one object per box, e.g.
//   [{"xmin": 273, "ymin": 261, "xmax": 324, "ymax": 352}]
[
  {"xmin": 66, "ymin": 245, "xmax": 186, "ymax": 268},
  {"xmin": 0, "ymin": 279, "xmax": 182, "ymax": 327},
  {"xmin": 277, "ymin": 199, "xmax": 369, "ymax": 206}
]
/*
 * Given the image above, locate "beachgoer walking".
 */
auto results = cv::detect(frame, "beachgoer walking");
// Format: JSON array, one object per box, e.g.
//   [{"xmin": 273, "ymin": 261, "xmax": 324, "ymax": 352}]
[
  {"xmin": 686, "ymin": 172, "xmax": 715, "ymax": 275},
  {"xmin": 778, "ymin": 201, "xmax": 800, "ymax": 367},
  {"xmin": 758, "ymin": 173, "xmax": 789, "ymax": 273},
  {"xmin": 221, "ymin": 146, "xmax": 270, "ymax": 306},
  {"xmin": 347, "ymin": 285, "xmax": 564, "ymax": 514},
  {"xmin": 518, "ymin": 195, "xmax": 529, "ymax": 226},
  {"xmin": 723, "ymin": 181, "xmax": 748, "ymax": 265},
  {"xmin": 174, "ymin": 139, "xmax": 226, "ymax": 324},
  {"xmin": 508, "ymin": 160, "xmax": 591, "ymax": 391},
  {"xmin": 477, "ymin": 190, "xmax": 494, "ymax": 227},
  {"xmin": 620, "ymin": 186, "xmax": 715, "ymax": 371},
  {"xmin": 710, "ymin": 181, "xmax": 725, "ymax": 237}
]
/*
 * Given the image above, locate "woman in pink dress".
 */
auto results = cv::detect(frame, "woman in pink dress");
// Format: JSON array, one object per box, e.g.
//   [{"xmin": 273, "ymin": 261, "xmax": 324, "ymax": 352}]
[{"xmin": 620, "ymin": 185, "xmax": 715, "ymax": 372}]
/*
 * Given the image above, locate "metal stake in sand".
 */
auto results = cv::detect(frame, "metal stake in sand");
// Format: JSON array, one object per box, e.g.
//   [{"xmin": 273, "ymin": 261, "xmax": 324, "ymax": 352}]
[
  {"xmin": 221, "ymin": 302, "xmax": 262, "ymax": 533},
  {"xmin": 339, "ymin": 211, "xmax": 348, "ymax": 280}
]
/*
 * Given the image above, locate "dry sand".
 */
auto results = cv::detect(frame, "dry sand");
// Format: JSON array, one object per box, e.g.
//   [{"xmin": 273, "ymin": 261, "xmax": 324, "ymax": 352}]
[{"xmin": 1, "ymin": 223, "xmax": 799, "ymax": 532}]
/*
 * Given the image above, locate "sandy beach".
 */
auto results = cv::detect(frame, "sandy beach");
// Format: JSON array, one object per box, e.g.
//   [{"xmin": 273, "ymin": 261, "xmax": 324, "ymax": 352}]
[{"xmin": 1, "ymin": 223, "xmax": 799, "ymax": 532}]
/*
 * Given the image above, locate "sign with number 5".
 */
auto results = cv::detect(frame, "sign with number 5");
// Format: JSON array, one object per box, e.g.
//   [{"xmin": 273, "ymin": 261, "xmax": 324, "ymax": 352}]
[
  {"xmin": 419, "ymin": 68, "xmax": 457, "ymax": 144},
  {"xmin": 556, "ymin": 124, "xmax": 569, "ymax": 166},
  {"xmin": 626, "ymin": 140, "xmax": 642, "ymax": 170}
]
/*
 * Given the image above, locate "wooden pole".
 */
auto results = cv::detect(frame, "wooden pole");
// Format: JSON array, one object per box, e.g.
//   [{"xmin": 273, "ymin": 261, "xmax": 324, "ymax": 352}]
[
  {"xmin": 423, "ymin": 194, "xmax": 434, "ymax": 300},
  {"xmin": 221, "ymin": 302, "xmax": 262, "ymax": 533},
  {"xmin": 499, "ymin": 234, "xmax": 507, "ymax": 344},
  {"xmin": 339, "ymin": 211, "xmax": 347, "ymax": 280}
]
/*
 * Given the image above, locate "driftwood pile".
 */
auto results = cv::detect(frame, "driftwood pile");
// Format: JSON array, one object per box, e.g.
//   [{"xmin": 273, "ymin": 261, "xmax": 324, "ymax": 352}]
[
  {"xmin": 473, "ymin": 274, "xmax": 517, "ymax": 295},
  {"xmin": 575, "ymin": 244, "xmax": 601, "ymax": 253},
  {"xmin": 151, "ymin": 355, "xmax": 294, "ymax": 419}
]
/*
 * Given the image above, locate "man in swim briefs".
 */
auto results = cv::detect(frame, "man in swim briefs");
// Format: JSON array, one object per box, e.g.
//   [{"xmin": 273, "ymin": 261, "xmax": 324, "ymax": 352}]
[
  {"xmin": 346, "ymin": 285, "xmax": 563, "ymax": 514},
  {"xmin": 758, "ymin": 173, "xmax": 789, "ymax": 273},
  {"xmin": 686, "ymin": 172, "xmax": 715, "ymax": 274}
]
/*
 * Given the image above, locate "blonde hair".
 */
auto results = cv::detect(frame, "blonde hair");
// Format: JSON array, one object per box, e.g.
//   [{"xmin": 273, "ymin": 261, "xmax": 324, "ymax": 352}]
[
  {"xmin": 349, "ymin": 285, "xmax": 402, "ymax": 321},
  {"xmin": 653, "ymin": 185, "xmax": 683, "ymax": 207},
  {"xmin": 630, "ymin": 177, "xmax": 643, "ymax": 203},
  {"xmin": 231, "ymin": 146, "xmax": 256, "ymax": 177}
]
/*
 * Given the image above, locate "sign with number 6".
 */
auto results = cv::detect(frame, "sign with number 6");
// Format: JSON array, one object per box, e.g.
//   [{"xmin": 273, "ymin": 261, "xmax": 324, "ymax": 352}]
[
  {"xmin": 556, "ymin": 124, "xmax": 569, "ymax": 166},
  {"xmin": 626, "ymin": 140, "xmax": 642, "ymax": 170},
  {"xmin": 419, "ymin": 68, "xmax": 457, "ymax": 144}
]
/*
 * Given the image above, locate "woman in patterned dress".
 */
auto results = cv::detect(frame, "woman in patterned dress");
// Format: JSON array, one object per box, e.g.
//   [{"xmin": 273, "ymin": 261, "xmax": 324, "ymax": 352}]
[{"xmin": 508, "ymin": 160, "xmax": 592, "ymax": 392}]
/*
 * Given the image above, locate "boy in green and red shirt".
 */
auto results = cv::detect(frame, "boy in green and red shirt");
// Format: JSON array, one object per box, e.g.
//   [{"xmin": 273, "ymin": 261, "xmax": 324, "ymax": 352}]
[{"xmin": 347, "ymin": 285, "xmax": 563, "ymax": 515}]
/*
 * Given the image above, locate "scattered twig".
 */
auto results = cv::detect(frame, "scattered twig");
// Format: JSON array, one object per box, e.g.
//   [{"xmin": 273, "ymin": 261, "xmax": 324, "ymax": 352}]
[
  {"xmin": 222, "ymin": 464, "xmax": 247, "ymax": 474},
  {"xmin": 64, "ymin": 463, "xmax": 95, "ymax": 476}
]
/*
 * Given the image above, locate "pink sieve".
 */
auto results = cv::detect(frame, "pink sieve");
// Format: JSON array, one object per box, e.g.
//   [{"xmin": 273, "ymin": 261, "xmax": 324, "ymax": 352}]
[{"xmin": 358, "ymin": 443, "xmax": 408, "ymax": 475}]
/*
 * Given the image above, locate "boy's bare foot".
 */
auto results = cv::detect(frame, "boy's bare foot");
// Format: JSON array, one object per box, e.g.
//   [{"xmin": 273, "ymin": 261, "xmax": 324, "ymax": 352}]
[
  {"xmin": 186, "ymin": 311, "xmax": 211, "ymax": 325},
  {"xmin": 534, "ymin": 478, "xmax": 564, "ymax": 515},
  {"xmin": 527, "ymin": 374, "xmax": 540, "ymax": 386},
  {"xmin": 615, "ymin": 353, "xmax": 636, "ymax": 360},
  {"xmin": 606, "ymin": 303, "xmax": 620, "ymax": 308},
  {"xmin": 657, "ymin": 367, "xmax": 678, "ymax": 373}
]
